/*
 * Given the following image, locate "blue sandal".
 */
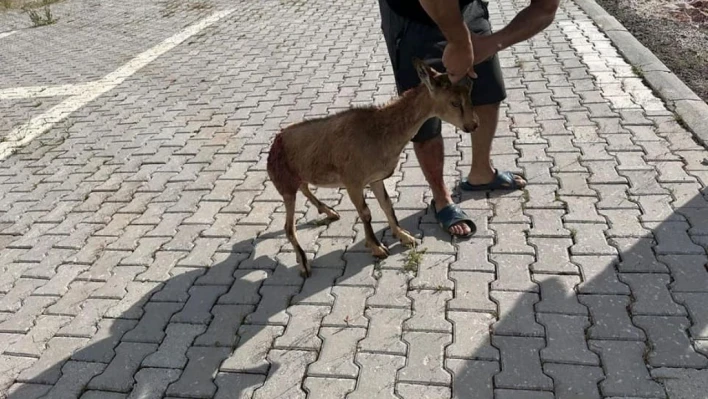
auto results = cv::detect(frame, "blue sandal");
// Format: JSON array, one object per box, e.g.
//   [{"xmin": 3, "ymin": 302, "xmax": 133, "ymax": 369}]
[
  {"xmin": 431, "ymin": 199, "xmax": 476, "ymax": 238},
  {"xmin": 459, "ymin": 169, "xmax": 525, "ymax": 191}
]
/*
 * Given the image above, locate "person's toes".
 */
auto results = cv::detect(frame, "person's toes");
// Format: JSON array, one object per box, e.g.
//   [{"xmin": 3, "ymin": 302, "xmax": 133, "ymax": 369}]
[{"xmin": 514, "ymin": 174, "xmax": 527, "ymax": 188}]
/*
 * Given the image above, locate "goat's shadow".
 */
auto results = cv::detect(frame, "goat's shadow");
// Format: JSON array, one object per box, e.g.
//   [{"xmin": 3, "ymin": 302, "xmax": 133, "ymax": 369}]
[{"xmin": 5, "ymin": 186, "xmax": 708, "ymax": 398}]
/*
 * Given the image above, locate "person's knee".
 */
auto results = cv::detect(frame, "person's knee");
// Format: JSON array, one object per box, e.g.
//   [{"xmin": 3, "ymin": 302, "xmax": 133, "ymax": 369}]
[{"xmin": 411, "ymin": 118, "xmax": 442, "ymax": 144}]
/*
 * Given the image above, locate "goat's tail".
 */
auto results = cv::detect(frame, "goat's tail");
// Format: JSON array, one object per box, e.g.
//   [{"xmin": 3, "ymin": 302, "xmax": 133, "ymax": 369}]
[{"xmin": 267, "ymin": 133, "xmax": 301, "ymax": 195}]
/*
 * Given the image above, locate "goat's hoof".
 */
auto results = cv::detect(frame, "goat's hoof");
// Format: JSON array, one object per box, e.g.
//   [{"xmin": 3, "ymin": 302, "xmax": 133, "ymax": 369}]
[
  {"xmin": 322, "ymin": 207, "xmax": 340, "ymax": 221},
  {"xmin": 369, "ymin": 244, "xmax": 390, "ymax": 259},
  {"xmin": 299, "ymin": 267, "xmax": 312, "ymax": 278},
  {"xmin": 397, "ymin": 230, "xmax": 417, "ymax": 247}
]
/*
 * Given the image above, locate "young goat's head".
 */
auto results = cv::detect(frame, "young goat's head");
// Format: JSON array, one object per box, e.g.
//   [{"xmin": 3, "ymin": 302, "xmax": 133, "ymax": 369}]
[{"xmin": 413, "ymin": 58, "xmax": 480, "ymax": 134}]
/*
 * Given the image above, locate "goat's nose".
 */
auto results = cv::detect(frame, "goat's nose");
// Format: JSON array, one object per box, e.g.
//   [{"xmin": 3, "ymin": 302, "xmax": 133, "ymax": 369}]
[{"xmin": 463, "ymin": 122, "xmax": 478, "ymax": 133}]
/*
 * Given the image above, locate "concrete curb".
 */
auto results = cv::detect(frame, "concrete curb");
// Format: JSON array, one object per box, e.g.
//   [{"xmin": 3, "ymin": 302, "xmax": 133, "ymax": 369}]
[{"xmin": 574, "ymin": 0, "xmax": 708, "ymax": 148}]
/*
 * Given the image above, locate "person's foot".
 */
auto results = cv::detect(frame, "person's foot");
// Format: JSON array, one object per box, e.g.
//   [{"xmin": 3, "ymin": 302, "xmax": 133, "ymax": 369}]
[
  {"xmin": 461, "ymin": 167, "xmax": 527, "ymax": 191},
  {"xmin": 433, "ymin": 196, "xmax": 474, "ymax": 237}
]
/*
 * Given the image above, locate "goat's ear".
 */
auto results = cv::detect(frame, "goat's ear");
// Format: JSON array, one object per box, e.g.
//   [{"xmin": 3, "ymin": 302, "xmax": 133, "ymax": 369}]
[{"xmin": 413, "ymin": 57, "xmax": 436, "ymax": 92}]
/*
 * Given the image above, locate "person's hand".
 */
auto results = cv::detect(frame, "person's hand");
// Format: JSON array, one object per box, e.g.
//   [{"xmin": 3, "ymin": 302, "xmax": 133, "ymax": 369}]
[{"xmin": 442, "ymin": 38, "xmax": 477, "ymax": 82}]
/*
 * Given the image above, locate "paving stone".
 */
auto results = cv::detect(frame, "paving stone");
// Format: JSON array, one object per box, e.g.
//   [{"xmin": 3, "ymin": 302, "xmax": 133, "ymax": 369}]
[
  {"xmin": 538, "ymin": 313, "xmax": 598, "ymax": 365},
  {"xmin": 404, "ymin": 290, "xmax": 452, "ymax": 332},
  {"xmin": 567, "ymin": 223, "xmax": 617, "ymax": 256},
  {"xmin": 164, "ymin": 346, "xmax": 230, "ymax": 397},
  {"xmin": 493, "ymin": 336, "xmax": 552, "ymax": 390},
  {"xmin": 652, "ymin": 368, "xmax": 708, "ymax": 399},
  {"xmin": 34, "ymin": 360, "xmax": 104, "ymax": 398},
  {"xmin": 634, "ymin": 315, "xmax": 708, "ymax": 367},
  {"xmin": 221, "ymin": 325, "xmax": 284, "ymax": 374},
  {"xmin": 600, "ymin": 209, "xmax": 650, "ymax": 237},
  {"xmin": 71, "ymin": 318, "xmax": 137, "ymax": 363},
  {"xmin": 609, "ymin": 237, "xmax": 669, "ymax": 273},
  {"xmin": 446, "ymin": 311, "xmax": 498, "ymax": 361},
  {"xmin": 672, "ymin": 293, "xmax": 708, "ymax": 339},
  {"xmin": 129, "ymin": 368, "xmax": 181, "ymax": 399},
  {"xmin": 273, "ymin": 305, "xmax": 328, "ymax": 351},
  {"xmin": 490, "ymin": 254, "xmax": 537, "ymax": 292},
  {"xmin": 103, "ymin": 281, "xmax": 161, "ymax": 319},
  {"xmin": 359, "ymin": 307, "xmax": 408, "ymax": 355},
  {"xmin": 544, "ymin": 363, "xmax": 604, "ymax": 399},
  {"xmin": 142, "ymin": 323, "xmax": 206, "ymax": 369},
  {"xmin": 523, "ymin": 184, "xmax": 565, "ymax": 209},
  {"xmin": 252, "ymin": 349, "xmax": 315, "ymax": 399},
  {"xmin": 171, "ymin": 285, "xmax": 228, "ymax": 324},
  {"xmin": 556, "ymin": 172, "xmax": 595, "ymax": 197},
  {"xmin": 495, "ymin": 390, "xmax": 554, "ymax": 399},
  {"xmin": 648, "ymin": 221, "xmax": 705, "ymax": 255},
  {"xmin": 590, "ymin": 340, "xmax": 665, "ymax": 398},
  {"xmin": 579, "ymin": 294, "xmax": 646, "ymax": 340},
  {"xmin": 633, "ymin": 194, "xmax": 683, "ymax": 223},
  {"xmin": 346, "ymin": 353, "xmax": 404, "ymax": 399},
  {"xmin": 490, "ymin": 224, "xmax": 533, "ymax": 254},
  {"xmin": 573, "ymin": 255, "xmax": 630, "ymax": 294},
  {"xmin": 122, "ymin": 302, "xmax": 183, "ymax": 343},
  {"xmin": 446, "ymin": 359, "xmax": 498, "ymax": 399},
  {"xmin": 302, "ymin": 377, "xmax": 355, "ymax": 399},
  {"xmin": 490, "ymin": 291, "xmax": 544, "ymax": 337},
  {"xmin": 449, "ymin": 271, "xmax": 495, "ymax": 313},
  {"xmin": 218, "ymin": 270, "xmax": 268, "ymax": 305},
  {"xmin": 534, "ymin": 274, "xmax": 587, "ymax": 315},
  {"xmin": 5, "ymin": 315, "xmax": 71, "ymax": 358},
  {"xmin": 526, "ymin": 209, "xmax": 571, "ymax": 238},
  {"xmin": 90, "ymin": 266, "xmax": 144, "ymax": 300},
  {"xmin": 0, "ymin": 279, "xmax": 47, "ymax": 313},
  {"xmin": 398, "ymin": 331, "xmax": 450, "ymax": 385},
  {"xmin": 307, "ymin": 327, "xmax": 365, "ymax": 378},
  {"xmin": 5, "ymin": 383, "xmax": 52, "ymax": 399},
  {"xmin": 622, "ymin": 170, "xmax": 670, "ymax": 195},
  {"xmin": 334, "ymin": 252, "xmax": 376, "ymax": 287},
  {"xmin": 621, "ymin": 273, "xmax": 686, "ymax": 316},
  {"xmin": 656, "ymin": 255, "xmax": 708, "ymax": 293},
  {"xmin": 409, "ymin": 253, "xmax": 454, "ymax": 291},
  {"xmin": 366, "ymin": 269, "xmax": 411, "ymax": 308},
  {"xmin": 528, "ymin": 237, "xmax": 577, "ymax": 274},
  {"xmin": 245, "ymin": 285, "xmax": 299, "ymax": 326},
  {"xmin": 16, "ymin": 336, "xmax": 88, "ymax": 384},
  {"xmin": 322, "ymin": 286, "xmax": 373, "ymax": 328},
  {"xmin": 214, "ymin": 372, "xmax": 265, "ymax": 399},
  {"xmin": 87, "ymin": 342, "xmax": 156, "ymax": 392},
  {"xmin": 195, "ymin": 304, "xmax": 253, "ymax": 347}
]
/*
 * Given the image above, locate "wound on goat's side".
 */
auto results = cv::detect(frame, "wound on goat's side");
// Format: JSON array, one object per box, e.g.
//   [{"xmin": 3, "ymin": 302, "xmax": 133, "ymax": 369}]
[{"xmin": 267, "ymin": 134, "xmax": 301, "ymax": 195}]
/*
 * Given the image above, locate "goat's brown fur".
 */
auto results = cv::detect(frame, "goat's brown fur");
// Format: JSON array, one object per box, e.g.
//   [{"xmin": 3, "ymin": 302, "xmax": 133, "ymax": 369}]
[{"xmin": 267, "ymin": 59, "xmax": 479, "ymax": 277}]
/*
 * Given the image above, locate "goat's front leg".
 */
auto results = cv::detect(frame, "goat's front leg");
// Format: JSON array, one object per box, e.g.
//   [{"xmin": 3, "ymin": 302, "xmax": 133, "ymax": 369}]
[
  {"xmin": 370, "ymin": 180, "xmax": 417, "ymax": 248},
  {"xmin": 284, "ymin": 193, "xmax": 311, "ymax": 277},
  {"xmin": 345, "ymin": 184, "xmax": 389, "ymax": 258}
]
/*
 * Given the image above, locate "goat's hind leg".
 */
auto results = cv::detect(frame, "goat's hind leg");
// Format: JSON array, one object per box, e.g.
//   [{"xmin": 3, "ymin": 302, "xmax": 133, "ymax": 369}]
[
  {"xmin": 300, "ymin": 184, "xmax": 339, "ymax": 221},
  {"xmin": 284, "ymin": 193, "xmax": 311, "ymax": 277},
  {"xmin": 345, "ymin": 184, "xmax": 389, "ymax": 259},
  {"xmin": 370, "ymin": 180, "xmax": 417, "ymax": 247}
]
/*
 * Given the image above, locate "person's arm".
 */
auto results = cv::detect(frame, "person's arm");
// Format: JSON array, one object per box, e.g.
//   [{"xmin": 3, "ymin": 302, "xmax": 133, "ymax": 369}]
[
  {"xmin": 473, "ymin": 0, "xmax": 560, "ymax": 63},
  {"xmin": 418, "ymin": 0, "xmax": 477, "ymax": 81}
]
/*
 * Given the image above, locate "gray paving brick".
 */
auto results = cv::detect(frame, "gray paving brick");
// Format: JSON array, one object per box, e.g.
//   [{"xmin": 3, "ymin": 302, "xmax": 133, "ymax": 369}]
[
  {"xmin": 579, "ymin": 294, "xmax": 646, "ymax": 340},
  {"xmin": 221, "ymin": 325, "xmax": 284, "ymax": 374},
  {"xmin": 71, "ymin": 318, "xmax": 137, "ymax": 363},
  {"xmin": 538, "ymin": 313, "xmax": 598, "ymax": 365},
  {"xmin": 648, "ymin": 221, "xmax": 705, "ymax": 255},
  {"xmin": 657, "ymin": 255, "xmax": 708, "ymax": 293},
  {"xmin": 122, "ymin": 302, "xmax": 183, "ymax": 343},
  {"xmin": 556, "ymin": 172, "xmax": 595, "ymax": 197},
  {"xmin": 366, "ymin": 269, "xmax": 410, "ymax": 308},
  {"xmin": 344, "ymin": 353, "xmax": 403, "ymax": 399},
  {"xmin": 214, "ymin": 372, "xmax": 265, "ymax": 399},
  {"xmin": 621, "ymin": 273, "xmax": 686, "ymax": 316},
  {"xmin": 610, "ymin": 238, "xmax": 669, "ymax": 273},
  {"xmin": 523, "ymin": 184, "xmax": 565, "ymax": 210},
  {"xmin": 622, "ymin": 170, "xmax": 670, "ymax": 195},
  {"xmin": 273, "ymin": 305, "xmax": 328, "ymax": 351},
  {"xmin": 528, "ymin": 238, "xmax": 577, "ymax": 274},
  {"xmin": 590, "ymin": 340, "xmax": 665, "ymax": 398},
  {"xmin": 322, "ymin": 286, "xmax": 373, "ymax": 328},
  {"xmin": 490, "ymin": 223, "xmax": 533, "ymax": 254},
  {"xmin": 87, "ymin": 342, "xmax": 156, "ymax": 392},
  {"xmin": 491, "ymin": 291, "xmax": 544, "ymax": 337},
  {"xmin": 195, "ymin": 304, "xmax": 253, "ymax": 347},
  {"xmin": 45, "ymin": 361, "xmax": 106, "ymax": 399},
  {"xmin": 91, "ymin": 266, "xmax": 144, "ymax": 299},
  {"xmin": 534, "ymin": 274, "xmax": 587, "ymax": 315},
  {"xmin": 493, "ymin": 335, "xmax": 552, "ymax": 390},
  {"xmin": 634, "ymin": 315, "xmax": 708, "ymax": 367},
  {"xmin": 308, "ymin": 327, "xmax": 365, "ymax": 378},
  {"xmin": 0, "ymin": 278, "xmax": 47, "ymax": 313},
  {"xmin": 4, "ymin": 315, "xmax": 71, "ymax": 358},
  {"xmin": 5, "ymin": 383, "xmax": 52, "ymax": 399},
  {"xmin": 16, "ymin": 337, "xmax": 88, "ymax": 385},
  {"xmin": 397, "ymin": 383, "xmax": 451, "ymax": 399},
  {"xmin": 526, "ymin": 210, "xmax": 571, "ymax": 238},
  {"xmin": 567, "ymin": 223, "xmax": 617, "ymax": 256},
  {"xmin": 573, "ymin": 255, "xmax": 630, "ymax": 294},
  {"xmin": 103, "ymin": 281, "xmax": 161, "ymax": 319},
  {"xmin": 495, "ymin": 390, "xmax": 554, "ymax": 399},
  {"xmin": 449, "ymin": 271, "xmax": 495, "ymax": 313},
  {"xmin": 252, "ymin": 349, "xmax": 315, "ymax": 399},
  {"xmin": 404, "ymin": 290, "xmax": 452, "ymax": 332},
  {"xmin": 672, "ymin": 293, "xmax": 708, "ymax": 341},
  {"xmin": 245, "ymin": 285, "xmax": 299, "ymax": 326},
  {"xmin": 166, "ymin": 346, "xmax": 231, "ymax": 398},
  {"xmin": 359, "ymin": 307, "xmax": 408, "ymax": 355},
  {"xmin": 218, "ymin": 270, "xmax": 267, "ymax": 305},
  {"xmin": 171, "ymin": 285, "xmax": 228, "ymax": 324},
  {"xmin": 409, "ymin": 254, "xmax": 454, "ymax": 291},
  {"xmin": 544, "ymin": 364, "xmax": 604, "ymax": 399},
  {"xmin": 398, "ymin": 331, "xmax": 450, "ymax": 384},
  {"xmin": 142, "ymin": 323, "xmax": 206, "ymax": 369},
  {"xmin": 128, "ymin": 368, "xmax": 181, "ymax": 399},
  {"xmin": 446, "ymin": 359, "xmax": 497, "ymax": 399},
  {"xmin": 446, "ymin": 311, "xmax": 498, "ymax": 361},
  {"xmin": 633, "ymin": 194, "xmax": 683, "ymax": 223},
  {"xmin": 490, "ymin": 254, "xmax": 537, "ymax": 292}
]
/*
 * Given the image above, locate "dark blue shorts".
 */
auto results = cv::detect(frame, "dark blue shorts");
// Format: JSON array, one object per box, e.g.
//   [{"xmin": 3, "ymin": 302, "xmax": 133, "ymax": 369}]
[{"xmin": 378, "ymin": 0, "xmax": 506, "ymax": 142}]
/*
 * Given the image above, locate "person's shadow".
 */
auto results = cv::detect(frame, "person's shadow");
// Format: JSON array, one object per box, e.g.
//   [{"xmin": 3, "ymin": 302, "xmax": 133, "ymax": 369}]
[{"xmin": 2, "ymin": 181, "xmax": 708, "ymax": 398}]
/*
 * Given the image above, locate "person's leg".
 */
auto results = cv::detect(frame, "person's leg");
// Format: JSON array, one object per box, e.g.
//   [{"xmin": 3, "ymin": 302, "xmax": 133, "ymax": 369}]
[{"xmin": 378, "ymin": 0, "xmax": 474, "ymax": 237}]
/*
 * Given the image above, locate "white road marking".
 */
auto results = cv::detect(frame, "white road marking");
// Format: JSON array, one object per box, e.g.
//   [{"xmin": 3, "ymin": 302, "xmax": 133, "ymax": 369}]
[
  {"xmin": 0, "ymin": 8, "xmax": 236, "ymax": 161},
  {"xmin": 0, "ymin": 31, "xmax": 17, "ymax": 40},
  {"xmin": 0, "ymin": 82, "xmax": 95, "ymax": 100}
]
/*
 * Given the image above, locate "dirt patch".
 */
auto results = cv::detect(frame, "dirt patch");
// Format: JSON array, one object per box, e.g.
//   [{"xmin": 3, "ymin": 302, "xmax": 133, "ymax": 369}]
[{"xmin": 593, "ymin": 0, "xmax": 708, "ymax": 102}]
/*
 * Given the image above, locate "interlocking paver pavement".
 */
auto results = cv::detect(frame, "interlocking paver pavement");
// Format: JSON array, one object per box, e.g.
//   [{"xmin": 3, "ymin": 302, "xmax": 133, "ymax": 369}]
[{"xmin": 1, "ymin": 0, "xmax": 708, "ymax": 397}]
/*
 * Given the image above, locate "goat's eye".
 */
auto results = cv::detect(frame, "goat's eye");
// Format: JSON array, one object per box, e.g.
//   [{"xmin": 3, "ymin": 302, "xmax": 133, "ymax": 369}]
[{"xmin": 451, "ymin": 100, "xmax": 462, "ymax": 108}]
